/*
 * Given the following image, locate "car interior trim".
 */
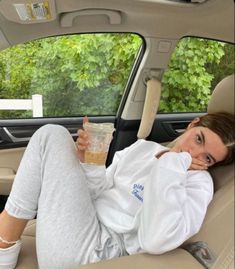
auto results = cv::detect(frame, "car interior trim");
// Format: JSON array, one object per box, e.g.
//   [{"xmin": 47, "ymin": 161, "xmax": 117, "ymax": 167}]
[
  {"xmin": 137, "ymin": 79, "xmax": 161, "ymax": 139},
  {"xmin": 60, "ymin": 9, "xmax": 122, "ymax": 27}
]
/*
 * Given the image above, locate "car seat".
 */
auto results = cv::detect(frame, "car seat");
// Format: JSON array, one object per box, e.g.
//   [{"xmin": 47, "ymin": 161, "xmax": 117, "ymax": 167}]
[
  {"xmin": 15, "ymin": 74, "xmax": 234, "ymax": 269},
  {"xmin": 182, "ymin": 74, "xmax": 234, "ymax": 269}
]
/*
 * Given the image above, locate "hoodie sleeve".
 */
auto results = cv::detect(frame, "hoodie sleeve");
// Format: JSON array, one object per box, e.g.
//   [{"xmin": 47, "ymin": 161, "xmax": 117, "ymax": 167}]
[
  {"xmin": 80, "ymin": 141, "xmax": 139, "ymax": 200},
  {"xmin": 138, "ymin": 151, "xmax": 213, "ymax": 254}
]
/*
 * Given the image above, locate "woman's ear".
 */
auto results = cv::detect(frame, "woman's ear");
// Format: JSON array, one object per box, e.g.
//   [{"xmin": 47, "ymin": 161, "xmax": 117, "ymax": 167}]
[{"xmin": 187, "ymin": 117, "xmax": 200, "ymax": 129}]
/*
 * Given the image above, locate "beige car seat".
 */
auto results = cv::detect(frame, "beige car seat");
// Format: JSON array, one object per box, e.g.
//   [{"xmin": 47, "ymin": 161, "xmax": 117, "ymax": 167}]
[
  {"xmin": 182, "ymin": 74, "xmax": 235, "ymax": 269},
  {"xmin": 16, "ymin": 74, "xmax": 234, "ymax": 269}
]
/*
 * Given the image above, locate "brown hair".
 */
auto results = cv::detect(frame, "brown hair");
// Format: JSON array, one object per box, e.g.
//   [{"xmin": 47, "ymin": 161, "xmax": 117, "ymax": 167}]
[{"xmin": 193, "ymin": 112, "xmax": 235, "ymax": 165}]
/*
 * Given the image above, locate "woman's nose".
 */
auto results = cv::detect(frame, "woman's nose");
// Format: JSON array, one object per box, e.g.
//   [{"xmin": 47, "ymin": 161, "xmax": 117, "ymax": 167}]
[{"xmin": 188, "ymin": 146, "xmax": 204, "ymax": 158}]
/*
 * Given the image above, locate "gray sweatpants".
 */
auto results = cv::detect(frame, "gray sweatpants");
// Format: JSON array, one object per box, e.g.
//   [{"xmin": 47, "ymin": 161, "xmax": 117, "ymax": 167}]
[{"xmin": 5, "ymin": 125, "xmax": 124, "ymax": 269}]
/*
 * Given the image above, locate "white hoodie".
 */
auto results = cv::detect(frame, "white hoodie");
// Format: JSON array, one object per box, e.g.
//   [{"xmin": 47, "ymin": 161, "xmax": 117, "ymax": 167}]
[{"xmin": 80, "ymin": 139, "xmax": 213, "ymax": 255}]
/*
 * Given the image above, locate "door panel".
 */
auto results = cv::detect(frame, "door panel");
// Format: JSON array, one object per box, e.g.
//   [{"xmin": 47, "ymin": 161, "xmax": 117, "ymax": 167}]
[
  {"xmin": 148, "ymin": 113, "xmax": 205, "ymax": 143},
  {"xmin": 108, "ymin": 112, "xmax": 205, "ymax": 164},
  {"xmin": 0, "ymin": 116, "xmax": 116, "ymax": 198},
  {"xmin": 0, "ymin": 147, "xmax": 25, "ymax": 195},
  {"xmin": 0, "ymin": 116, "xmax": 116, "ymax": 148}
]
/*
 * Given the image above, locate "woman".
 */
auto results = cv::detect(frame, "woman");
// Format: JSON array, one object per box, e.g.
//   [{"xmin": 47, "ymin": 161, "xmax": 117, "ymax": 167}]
[{"xmin": 0, "ymin": 112, "xmax": 234, "ymax": 269}]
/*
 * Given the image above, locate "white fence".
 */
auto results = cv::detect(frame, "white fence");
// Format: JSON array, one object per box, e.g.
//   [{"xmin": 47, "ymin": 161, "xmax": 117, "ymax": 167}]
[{"xmin": 0, "ymin": 94, "xmax": 43, "ymax": 117}]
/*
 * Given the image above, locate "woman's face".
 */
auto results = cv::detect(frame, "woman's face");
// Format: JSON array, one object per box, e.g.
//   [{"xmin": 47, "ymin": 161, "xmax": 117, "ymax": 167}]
[{"xmin": 174, "ymin": 122, "xmax": 228, "ymax": 167}]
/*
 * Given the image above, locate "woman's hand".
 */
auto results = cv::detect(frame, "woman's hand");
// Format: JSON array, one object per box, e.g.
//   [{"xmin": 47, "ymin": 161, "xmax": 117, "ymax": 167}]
[
  {"xmin": 189, "ymin": 157, "xmax": 208, "ymax": 171},
  {"xmin": 169, "ymin": 145, "xmax": 208, "ymax": 171},
  {"xmin": 76, "ymin": 117, "xmax": 89, "ymax": 162}
]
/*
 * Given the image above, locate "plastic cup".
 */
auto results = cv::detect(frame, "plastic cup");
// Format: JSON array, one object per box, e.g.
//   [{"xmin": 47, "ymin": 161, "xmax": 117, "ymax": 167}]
[{"xmin": 83, "ymin": 122, "xmax": 115, "ymax": 165}]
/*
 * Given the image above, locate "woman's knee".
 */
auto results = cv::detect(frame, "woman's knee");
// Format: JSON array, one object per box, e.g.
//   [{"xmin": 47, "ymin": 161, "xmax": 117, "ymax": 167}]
[
  {"xmin": 38, "ymin": 124, "xmax": 69, "ymax": 136},
  {"xmin": 34, "ymin": 124, "xmax": 72, "ymax": 144}
]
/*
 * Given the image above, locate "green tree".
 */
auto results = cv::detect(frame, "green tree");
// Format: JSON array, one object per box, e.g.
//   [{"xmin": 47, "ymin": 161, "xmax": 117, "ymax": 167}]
[
  {"xmin": 206, "ymin": 43, "xmax": 235, "ymax": 90},
  {"xmin": 0, "ymin": 35, "xmax": 233, "ymax": 118},
  {"xmin": 31, "ymin": 34, "xmax": 142, "ymax": 116},
  {"xmin": 159, "ymin": 38, "xmax": 225, "ymax": 112},
  {"xmin": 0, "ymin": 42, "xmax": 40, "ymax": 118},
  {"xmin": 0, "ymin": 33, "xmax": 142, "ymax": 118}
]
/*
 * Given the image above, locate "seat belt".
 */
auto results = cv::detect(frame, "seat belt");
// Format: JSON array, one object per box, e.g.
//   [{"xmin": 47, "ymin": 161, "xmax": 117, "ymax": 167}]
[
  {"xmin": 184, "ymin": 238, "xmax": 234, "ymax": 269},
  {"xmin": 184, "ymin": 241, "xmax": 217, "ymax": 269},
  {"xmin": 137, "ymin": 79, "xmax": 161, "ymax": 139}
]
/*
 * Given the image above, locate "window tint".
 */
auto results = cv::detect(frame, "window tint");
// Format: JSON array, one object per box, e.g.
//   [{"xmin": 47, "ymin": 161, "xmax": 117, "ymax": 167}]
[
  {"xmin": 0, "ymin": 33, "xmax": 143, "ymax": 119},
  {"xmin": 159, "ymin": 37, "xmax": 234, "ymax": 113}
]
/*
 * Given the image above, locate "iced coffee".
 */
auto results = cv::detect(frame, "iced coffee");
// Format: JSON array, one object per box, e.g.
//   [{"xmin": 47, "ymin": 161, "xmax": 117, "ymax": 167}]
[{"xmin": 83, "ymin": 122, "xmax": 115, "ymax": 165}]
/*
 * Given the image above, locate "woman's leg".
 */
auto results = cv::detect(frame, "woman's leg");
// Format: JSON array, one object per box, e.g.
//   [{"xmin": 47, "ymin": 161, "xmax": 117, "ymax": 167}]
[
  {"xmin": 2, "ymin": 124, "xmax": 103, "ymax": 269},
  {"xmin": 0, "ymin": 211, "xmax": 26, "ymax": 269},
  {"xmin": 0, "ymin": 211, "xmax": 27, "ymax": 248}
]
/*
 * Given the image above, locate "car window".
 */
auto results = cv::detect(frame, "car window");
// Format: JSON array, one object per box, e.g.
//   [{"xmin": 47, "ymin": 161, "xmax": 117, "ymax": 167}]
[
  {"xmin": 159, "ymin": 37, "xmax": 234, "ymax": 113},
  {"xmin": 0, "ymin": 33, "xmax": 143, "ymax": 119}
]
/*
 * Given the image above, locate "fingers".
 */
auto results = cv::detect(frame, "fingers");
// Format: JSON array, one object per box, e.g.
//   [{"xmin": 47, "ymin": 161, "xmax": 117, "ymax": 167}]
[
  {"xmin": 167, "ymin": 148, "xmax": 209, "ymax": 171},
  {"xmin": 83, "ymin": 116, "xmax": 89, "ymax": 125},
  {"xmin": 76, "ymin": 116, "xmax": 89, "ymax": 138},
  {"xmin": 76, "ymin": 129, "xmax": 89, "ymax": 150},
  {"xmin": 169, "ymin": 149, "xmax": 209, "ymax": 171},
  {"xmin": 189, "ymin": 158, "xmax": 208, "ymax": 171},
  {"xmin": 75, "ymin": 117, "xmax": 90, "ymax": 162}
]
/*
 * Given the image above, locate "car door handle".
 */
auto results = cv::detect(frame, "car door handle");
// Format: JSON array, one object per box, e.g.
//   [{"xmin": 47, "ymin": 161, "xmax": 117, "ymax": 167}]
[
  {"xmin": 174, "ymin": 128, "xmax": 186, "ymax": 134},
  {"xmin": 162, "ymin": 121, "xmax": 190, "ymax": 137},
  {"xmin": 0, "ymin": 126, "xmax": 78, "ymax": 144},
  {"xmin": 0, "ymin": 127, "xmax": 30, "ymax": 143},
  {"xmin": 61, "ymin": 9, "xmax": 122, "ymax": 27}
]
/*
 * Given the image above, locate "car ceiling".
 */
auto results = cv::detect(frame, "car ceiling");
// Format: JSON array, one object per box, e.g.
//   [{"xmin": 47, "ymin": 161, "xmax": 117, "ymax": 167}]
[{"xmin": 0, "ymin": 0, "xmax": 234, "ymax": 50}]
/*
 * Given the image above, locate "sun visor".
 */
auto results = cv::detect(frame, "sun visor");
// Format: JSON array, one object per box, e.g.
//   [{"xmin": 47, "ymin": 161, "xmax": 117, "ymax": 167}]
[{"xmin": 0, "ymin": 0, "xmax": 56, "ymax": 24}]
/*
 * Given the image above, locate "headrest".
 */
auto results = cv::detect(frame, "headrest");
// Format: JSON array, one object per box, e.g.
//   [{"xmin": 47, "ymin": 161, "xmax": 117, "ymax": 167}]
[{"xmin": 207, "ymin": 74, "xmax": 234, "ymax": 115}]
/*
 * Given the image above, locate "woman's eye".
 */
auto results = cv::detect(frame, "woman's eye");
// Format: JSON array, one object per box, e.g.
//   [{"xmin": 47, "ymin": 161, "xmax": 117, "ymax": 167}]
[
  {"xmin": 196, "ymin": 134, "xmax": 202, "ymax": 144},
  {"xmin": 205, "ymin": 156, "xmax": 212, "ymax": 164}
]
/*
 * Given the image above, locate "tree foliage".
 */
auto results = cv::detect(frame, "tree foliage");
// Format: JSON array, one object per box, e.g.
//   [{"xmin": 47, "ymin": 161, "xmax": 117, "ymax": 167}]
[
  {"xmin": 0, "ymin": 33, "xmax": 142, "ymax": 118},
  {"xmin": 0, "ymin": 34, "xmax": 234, "ymax": 119},
  {"xmin": 159, "ymin": 38, "xmax": 227, "ymax": 112}
]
